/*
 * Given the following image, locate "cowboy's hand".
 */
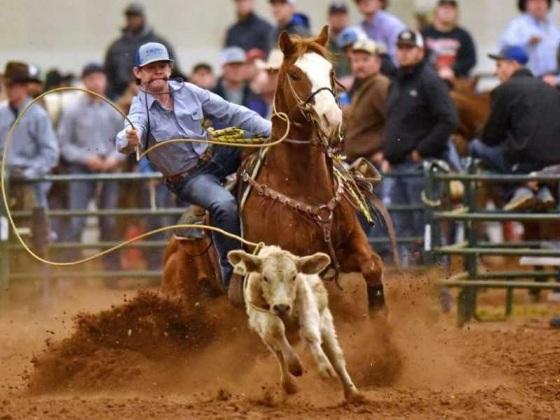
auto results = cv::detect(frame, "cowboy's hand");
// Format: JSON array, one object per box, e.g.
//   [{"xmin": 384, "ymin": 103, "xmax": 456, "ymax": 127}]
[{"xmin": 126, "ymin": 127, "xmax": 140, "ymax": 147}]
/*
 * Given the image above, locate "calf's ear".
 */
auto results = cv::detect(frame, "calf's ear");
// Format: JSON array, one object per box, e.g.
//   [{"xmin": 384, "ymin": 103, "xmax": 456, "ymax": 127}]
[
  {"xmin": 296, "ymin": 252, "xmax": 331, "ymax": 275},
  {"xmin": 227, "ymin": 250, "xmax": 262, "ymax": 275}
]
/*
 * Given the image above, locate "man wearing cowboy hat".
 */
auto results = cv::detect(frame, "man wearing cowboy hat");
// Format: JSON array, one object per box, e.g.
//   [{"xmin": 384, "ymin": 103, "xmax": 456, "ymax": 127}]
[
  {"xmin": 116, "ymin": 42, "xmax": 270, "ymax": 303},
  {"xmin": 501, "ymin": 0, "xmax": 560, "ymax": 78},
  {"xmin": 0, "ymin": 61, "xmax": 59, "ymax": 208}
]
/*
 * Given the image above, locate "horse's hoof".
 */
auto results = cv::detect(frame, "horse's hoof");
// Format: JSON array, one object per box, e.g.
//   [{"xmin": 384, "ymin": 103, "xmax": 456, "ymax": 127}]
[{"xmin": 367, "ymin": 285, "xmax": 385, "ymax": 312}]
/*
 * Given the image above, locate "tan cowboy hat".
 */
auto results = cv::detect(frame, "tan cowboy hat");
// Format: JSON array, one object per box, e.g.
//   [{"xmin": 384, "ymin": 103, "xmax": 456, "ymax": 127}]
[{"xmin": 3, "ymin": 61, "xmax": 31, "ymax": 84}]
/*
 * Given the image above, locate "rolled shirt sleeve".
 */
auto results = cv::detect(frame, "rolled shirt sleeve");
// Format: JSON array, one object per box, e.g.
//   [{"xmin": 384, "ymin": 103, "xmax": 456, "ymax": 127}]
[{"xmin": 192, "ymin": 84, "xmax": 272, "ymax": 138}]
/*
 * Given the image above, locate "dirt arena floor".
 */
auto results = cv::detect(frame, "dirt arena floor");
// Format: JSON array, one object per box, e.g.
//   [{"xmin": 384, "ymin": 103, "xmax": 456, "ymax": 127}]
[{"xmin": 1, "ymin": 271, "xmax": 559, "ymax": 420}]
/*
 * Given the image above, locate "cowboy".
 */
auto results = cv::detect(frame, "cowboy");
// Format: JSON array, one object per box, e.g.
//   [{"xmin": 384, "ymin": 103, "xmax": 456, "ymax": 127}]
[
  {"xmin": 0, "ymin": 61, "xmax": 59, "ymax": 209},
  {"xmin": 116, "ymin": 42, "xmax": 271, "ymax": 302}
]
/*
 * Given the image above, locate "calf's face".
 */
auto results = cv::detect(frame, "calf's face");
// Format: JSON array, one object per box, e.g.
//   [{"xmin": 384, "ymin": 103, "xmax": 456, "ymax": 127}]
[{"xmin": 228, "ymin": 248, "xmax": 331, "ymax": 317}]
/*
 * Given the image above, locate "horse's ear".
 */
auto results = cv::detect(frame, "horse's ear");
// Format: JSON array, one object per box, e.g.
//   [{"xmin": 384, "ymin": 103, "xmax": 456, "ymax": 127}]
[
  {"xmin": 278, "ymin": 31, "xmax": 295, "ymax": 57},
  {"xmin": 316, "ymin": 25, "xmax": 329, "ymax": 47}
]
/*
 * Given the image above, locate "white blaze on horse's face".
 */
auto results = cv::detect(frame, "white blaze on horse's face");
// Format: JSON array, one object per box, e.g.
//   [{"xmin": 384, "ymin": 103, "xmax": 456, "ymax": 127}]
[{"xmin": 295, "ymin": 52, "xmax": 343, "ymax": 135}]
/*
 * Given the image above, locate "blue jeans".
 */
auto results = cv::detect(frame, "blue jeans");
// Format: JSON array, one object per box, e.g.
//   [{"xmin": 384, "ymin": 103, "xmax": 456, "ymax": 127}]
[
  {"xmin": 166, "ymin": 146, "xmax": 242, "ymax": 287},
  {"xmin": 469, "ymin": 140, "xmax": 547, "ymax": 200},
  {"xmin": 387, "ymin": 160, "xmax": 426, "ymax": 266},
  {"xmin": 63, "ymin": 165, "xmax": 120, "ymax": 270}
]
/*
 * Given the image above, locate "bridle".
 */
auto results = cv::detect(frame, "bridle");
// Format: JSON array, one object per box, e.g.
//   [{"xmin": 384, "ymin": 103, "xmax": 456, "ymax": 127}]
[
  {"xmin": 280, "ymin": 64, "xmax": 343, "ymax": 149},
  {"xmin": 243, "ymin": 56, "xmax": 347, "ymax": 282}
]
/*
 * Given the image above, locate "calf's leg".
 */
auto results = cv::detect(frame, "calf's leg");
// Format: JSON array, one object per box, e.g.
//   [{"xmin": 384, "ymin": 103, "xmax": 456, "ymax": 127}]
[
  {"xmin": 320, "ymin": 310, "xmax": 363, "ymax": 402},
  {"xmin": 253, "ymin": 315, "xmax": 302, "ymax": 394},
  {"xmin": 299, "ymin": 311, "xmax": 337, "ymax": 379}
]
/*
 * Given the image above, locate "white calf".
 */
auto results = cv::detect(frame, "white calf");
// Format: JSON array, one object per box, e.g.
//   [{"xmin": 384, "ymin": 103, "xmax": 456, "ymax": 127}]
[{"xmin": 228, "ymin": 246, "xmax": 362, "ymax": 402}]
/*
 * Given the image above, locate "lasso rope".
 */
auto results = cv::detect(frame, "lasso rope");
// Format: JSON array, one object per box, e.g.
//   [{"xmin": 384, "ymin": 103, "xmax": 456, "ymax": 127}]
[{"xmin": 1, "ymin": 86, "xmax": 290, "ymax": 266}]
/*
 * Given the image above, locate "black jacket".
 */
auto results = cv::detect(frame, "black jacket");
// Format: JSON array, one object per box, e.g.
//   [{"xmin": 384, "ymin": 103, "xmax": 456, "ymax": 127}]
[
  {"xmin": 225, "ymin": 12, "xmax": 273, "ymax": 54},
  {"xmin": 482, "ymin": 68, "xmax": 560, "ymax": 166},
  {"xmin": 383, "ymin": 61, "xmax": 458, "ymax": 164},
  {"xmin": 104, "ymin": 26, "xmax": 179, "ymax": 100}
]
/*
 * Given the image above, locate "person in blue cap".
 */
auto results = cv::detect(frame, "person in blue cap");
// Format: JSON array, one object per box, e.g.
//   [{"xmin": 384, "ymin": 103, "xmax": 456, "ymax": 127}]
[
  {"xmin": 116, "ymin": 42, "xmax": 271, "ymax": 304},
  {"xmin": 470, "ymin": 45, "xmax": 560, "ymax": 211}
]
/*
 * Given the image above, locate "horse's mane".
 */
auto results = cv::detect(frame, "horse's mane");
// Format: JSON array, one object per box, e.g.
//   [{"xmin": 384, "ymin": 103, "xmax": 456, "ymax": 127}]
[{"xmin": 282, "ymin": 35, "xmax": 334, "ymax": 64}]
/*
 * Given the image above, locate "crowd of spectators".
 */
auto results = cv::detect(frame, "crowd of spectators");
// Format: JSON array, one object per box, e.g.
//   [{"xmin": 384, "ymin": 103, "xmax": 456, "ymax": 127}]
[{"xmin": 1, "ymin": 0, "xmax": 560, "ymax": 269}]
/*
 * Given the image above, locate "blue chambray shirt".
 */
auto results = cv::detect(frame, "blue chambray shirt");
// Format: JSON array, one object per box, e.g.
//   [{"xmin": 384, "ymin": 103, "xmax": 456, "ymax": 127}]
[
  {"xmin": 58, "ymin": 94, "xmax": 124, "ymax": 165},
  {"xmin": 0, "ymin": 97, "xmax": 59, "ymax": 178},
  {"xmin": 501, "ymin": 14, "xmax": 560, "ymax": 77},
  {"xmin": 116, "ymin": 80, "xmax": 271, "ymax": 176}
]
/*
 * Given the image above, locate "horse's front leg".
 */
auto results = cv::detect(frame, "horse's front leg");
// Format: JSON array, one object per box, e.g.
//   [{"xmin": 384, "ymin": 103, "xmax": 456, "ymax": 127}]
[{"xmin": 340, "ymin": 226, "xmax": 385, "ymax": 309}]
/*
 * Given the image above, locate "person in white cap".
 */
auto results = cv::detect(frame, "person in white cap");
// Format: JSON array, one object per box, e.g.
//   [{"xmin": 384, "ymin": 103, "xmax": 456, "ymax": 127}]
[{"xmin": 116, "ymin": 42, "xmax": 271, "ymax": 303}]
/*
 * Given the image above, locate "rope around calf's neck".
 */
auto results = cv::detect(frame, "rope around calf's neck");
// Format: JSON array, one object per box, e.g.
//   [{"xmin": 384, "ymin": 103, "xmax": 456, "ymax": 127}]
[{"xmin": 1, "ymin": 86, "xmax": 290, "ymax": 266}]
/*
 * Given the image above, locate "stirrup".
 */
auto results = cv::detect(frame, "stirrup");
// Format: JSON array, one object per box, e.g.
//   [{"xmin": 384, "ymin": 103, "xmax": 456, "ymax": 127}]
[{"xmin": 173, "ymin": 206, "xmax": 207, "ymax": 240}]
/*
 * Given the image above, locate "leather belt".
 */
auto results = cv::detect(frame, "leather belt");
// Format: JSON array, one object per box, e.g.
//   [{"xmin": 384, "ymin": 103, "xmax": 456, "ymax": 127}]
[{"xmin": 164, "ymin": 149, "xmax": 213, "ymax": 184}]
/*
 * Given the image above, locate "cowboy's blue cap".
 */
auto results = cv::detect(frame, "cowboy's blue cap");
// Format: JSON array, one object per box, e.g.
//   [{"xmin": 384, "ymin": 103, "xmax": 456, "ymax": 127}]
[
  {"xmin": 135, "ymin": 42, "xmax": 174, "ymax": 67},
  {"xmin": 337, "ymin": 26, "xmax": 365, "ymax": 49},
  {"xmin": 488, "ymin": 45, "xmax": 529, "ymax": 65}
]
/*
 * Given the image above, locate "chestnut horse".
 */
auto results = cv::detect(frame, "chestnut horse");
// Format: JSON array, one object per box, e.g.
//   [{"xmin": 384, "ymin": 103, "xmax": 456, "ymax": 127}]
[
  {"xmin": 163, "ymin": 27, "xmax": 384, "ymax": 309},
  {"xmin": 241, "ymin": 28, "xmax": 384, "ymax": 307}
]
